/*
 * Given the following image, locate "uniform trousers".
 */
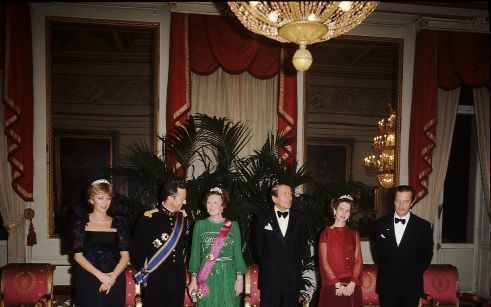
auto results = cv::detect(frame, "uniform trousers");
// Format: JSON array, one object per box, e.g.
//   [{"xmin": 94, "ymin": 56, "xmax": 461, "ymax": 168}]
[{"xmin": 143, "ymin": 287, "xmax": 185, "ymax": 307}]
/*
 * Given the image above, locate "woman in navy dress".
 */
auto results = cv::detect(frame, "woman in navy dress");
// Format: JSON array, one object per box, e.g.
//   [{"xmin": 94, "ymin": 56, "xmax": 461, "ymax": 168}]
[{"xmin": 69, "ymin": 179, "xmax": 132, "ymax": 307}]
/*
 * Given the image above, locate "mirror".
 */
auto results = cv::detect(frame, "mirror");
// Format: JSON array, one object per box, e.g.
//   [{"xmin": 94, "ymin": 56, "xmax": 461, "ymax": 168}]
[
  {"xmin": 46, "ymin": 17, "xmax": 159, "ymax": 237},
  {"xmin": 304, "ymin": 35, "xmax": 402, "ymax": 233}
]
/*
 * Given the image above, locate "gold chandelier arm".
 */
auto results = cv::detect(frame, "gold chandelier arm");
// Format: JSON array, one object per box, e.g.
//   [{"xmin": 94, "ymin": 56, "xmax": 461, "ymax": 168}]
[
  {"xmin": 288, "ymin": 2, "xmax": 301, "ymax": 21},
  {"xmin": 317, "ymin": 3, "xmax": 339, "ymax": 23},
  {"xmin": 236, "ymin": 3, "xmax": 276, "ymax": 26}
]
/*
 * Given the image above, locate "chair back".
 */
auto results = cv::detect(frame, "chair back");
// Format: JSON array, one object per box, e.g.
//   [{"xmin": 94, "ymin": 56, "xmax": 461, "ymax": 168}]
[
  {"xmin": 0, "ymin": 263, "xmax": 55, "ymax": 307},
  {"xmin": 361, "ymin": 264, "xmax": 379, "ymax": 305},
  {"xmin": 244, "ymin": 264, "xmax": 260, "ymax": 307},
  {"xmin": 124, "ymin": 265, "xmax": 141, "ymax": 307},
  {"xmin": 184, "ymin": 271, "xmax": 195, "ymax": 307},
  {"xmin": 421, "ymin": 264, "xmax": 458, "ymax": 305}
]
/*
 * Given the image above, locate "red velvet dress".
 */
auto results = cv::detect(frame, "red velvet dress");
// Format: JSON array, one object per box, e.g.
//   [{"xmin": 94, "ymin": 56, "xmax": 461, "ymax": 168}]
[{"xmin": 317, "ymin": 226, "xmax": 363, "ymax": 307}]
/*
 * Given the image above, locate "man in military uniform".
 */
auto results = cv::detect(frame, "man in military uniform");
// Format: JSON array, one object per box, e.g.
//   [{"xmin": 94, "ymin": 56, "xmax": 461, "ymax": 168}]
[{"xmin": 133, "ymin": 181, "xmax": 188, "ymax": 307}]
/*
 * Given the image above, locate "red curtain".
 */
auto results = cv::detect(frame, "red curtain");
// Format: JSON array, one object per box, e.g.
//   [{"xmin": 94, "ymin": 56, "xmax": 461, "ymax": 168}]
[
  {"xmin": 438, "ymin": 31, "xmax": 490, "ymax": 90},
  {"xmin": 3, "ymin": 3, "xmax": 34, "ymax": 201},
  {"xmin": 167, "ymin": 13, "xmax": 297, "ymax": 161},
  {"xmin": 409, "ymin": 29, "xmax": 489, "ymax": 203},
  {"xmin": 166, "ymin": 13, "xmax": 190, "ymax": 131}
]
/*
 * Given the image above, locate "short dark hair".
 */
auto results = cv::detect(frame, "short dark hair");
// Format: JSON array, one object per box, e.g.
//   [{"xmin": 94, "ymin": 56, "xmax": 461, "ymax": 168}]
[
  {"xmin": 270, "ymin": 183, "xmax": 291, "ymax": 198},
  {"xmin": 160, "ymin": 181, "xmax": 186, "ymax": 202},
  {"xmin": 394, "ymin": 185, "xmax": 416, "ymax": 201}
]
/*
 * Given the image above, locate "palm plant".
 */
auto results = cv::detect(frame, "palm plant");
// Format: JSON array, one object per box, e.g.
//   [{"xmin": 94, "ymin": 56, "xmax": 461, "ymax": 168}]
[
  {"xmin": 111, "ymin": 113, "xmax": 373, "ymax": 265},
  {"xmin": 111, "ymin": 114, "xmax": 311, "ymax": 257},
  {"xmin": 110, "ymin": 113, "xmax": 377, "ymax": 304}
]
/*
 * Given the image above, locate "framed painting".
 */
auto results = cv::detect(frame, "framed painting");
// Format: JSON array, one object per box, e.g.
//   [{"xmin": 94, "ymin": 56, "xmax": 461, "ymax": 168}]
[
  {"xmin": 305, "ymin": 138, "xmax": 353, "ymax": 183},
  {"xmin": 49, "ymin": 130, "xmax": 118, "ymax": 237}
]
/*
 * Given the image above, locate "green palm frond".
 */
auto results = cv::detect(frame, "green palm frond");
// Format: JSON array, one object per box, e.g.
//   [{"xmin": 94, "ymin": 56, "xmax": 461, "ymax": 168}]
[
  {"xmin": 160, "ymin": 115, "xmax": 202, "ymax": 176},
  {"xmin": 194, "ymin": 113, "xmax": 252, "ymax": 173},
  {"xmin": 112, "ymin": 140, "xmax": 177, "ymax": 202}
]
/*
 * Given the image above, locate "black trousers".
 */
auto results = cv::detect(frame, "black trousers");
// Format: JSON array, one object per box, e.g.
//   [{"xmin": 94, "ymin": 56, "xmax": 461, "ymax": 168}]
[
  {"xmin": 379, "ymin": 292, "xmax": 420, "ymax": 307},
  {"xmin": 259, "ymin": 290, "xmax": 300, "ymax": 307},
  {"xmin": 142, "ymin": 288, "xmax": 185, "ymax": 307}
]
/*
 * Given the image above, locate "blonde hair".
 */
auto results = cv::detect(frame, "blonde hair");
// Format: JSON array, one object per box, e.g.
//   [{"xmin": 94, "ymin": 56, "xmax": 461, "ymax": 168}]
[{"xmin": 87, "ymin": 181, "xmax": 113, "ymax": 202}]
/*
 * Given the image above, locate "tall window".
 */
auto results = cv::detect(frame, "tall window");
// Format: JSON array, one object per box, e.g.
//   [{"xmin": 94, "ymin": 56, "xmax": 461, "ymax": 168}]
[{"xmin": 442, "ymin": 86, "xmax": 478, "ymax": 243}]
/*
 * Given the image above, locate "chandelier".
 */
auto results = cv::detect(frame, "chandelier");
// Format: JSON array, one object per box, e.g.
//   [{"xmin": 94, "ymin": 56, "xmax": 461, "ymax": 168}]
[
  {"xmin": 363, "ymin": 111, "xmax": 396, "ymax": 189},
  {"xmin": 228, "ymin": 1, "xmax": 379, "ymax": 71}
]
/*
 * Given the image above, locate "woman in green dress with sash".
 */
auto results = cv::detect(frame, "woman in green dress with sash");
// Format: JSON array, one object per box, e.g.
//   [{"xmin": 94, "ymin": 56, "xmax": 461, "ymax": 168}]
[{"xmin": 188, "ymin": 187, "xmax": 247, "ymax": 307}]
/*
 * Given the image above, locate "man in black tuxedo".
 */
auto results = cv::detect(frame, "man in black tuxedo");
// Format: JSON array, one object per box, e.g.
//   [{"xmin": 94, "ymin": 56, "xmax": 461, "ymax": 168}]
[
  {"xmin": 254, "ymin": 183, "xmax": 309, "ymax": 307},
  {"xmin": 374, "ymin": 185, "xmax": 433, "ymax": 307}
]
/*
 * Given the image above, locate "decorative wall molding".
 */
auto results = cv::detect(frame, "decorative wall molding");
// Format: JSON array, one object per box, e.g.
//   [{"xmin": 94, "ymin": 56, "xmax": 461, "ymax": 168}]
[
  {"xmin": 416, "ymin": 16, "xmax": 489, "ymax": 33},
  {"xmin": 307, "ymin": 85, "xmax": 391, "ymax": 116},
  {"xmin": 53, "ymin": 75, "xmax": 152, "ymax": 104}
]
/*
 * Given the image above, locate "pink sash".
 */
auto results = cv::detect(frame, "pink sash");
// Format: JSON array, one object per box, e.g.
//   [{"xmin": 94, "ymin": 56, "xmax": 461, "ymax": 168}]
[{"xmin": 196, "ymin": 219, "xmax": 233, "ymax": 298}]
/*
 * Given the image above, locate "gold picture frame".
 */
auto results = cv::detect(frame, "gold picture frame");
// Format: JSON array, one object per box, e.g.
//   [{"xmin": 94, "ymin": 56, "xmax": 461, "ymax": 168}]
[
  {"xmin": 50, "ymin": 130, "xmax": 117, "ymax": 237},
  {"xmin": 306, "ymin": 138, "xmax": 354, "ymax": 183}
]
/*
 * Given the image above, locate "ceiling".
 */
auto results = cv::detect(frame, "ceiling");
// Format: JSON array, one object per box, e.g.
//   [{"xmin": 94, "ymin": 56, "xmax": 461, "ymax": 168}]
[{"xmin": 50, "ymin": 2, "xmax": 487, "ymax": 81}]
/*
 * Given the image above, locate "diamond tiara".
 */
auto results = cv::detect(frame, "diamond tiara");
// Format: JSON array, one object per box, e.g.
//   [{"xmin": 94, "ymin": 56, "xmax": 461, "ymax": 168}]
[
  {"xmin": 91, "ymin": 179, "xmax": 110, "ymax": 186},
  {"xmin": 338, "ymin": 194, "xmax": 354, "ymax": 201},
  {"xmin": 210, "ymin": 187, "xmax": 223, "ymax": 194}
]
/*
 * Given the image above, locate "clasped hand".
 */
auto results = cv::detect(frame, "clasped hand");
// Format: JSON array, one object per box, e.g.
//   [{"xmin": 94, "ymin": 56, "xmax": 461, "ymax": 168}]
[
  {"xmin": 335, "ymin": 281, "xmax": 355, "ymax": 296},
  {"xmin": 98, "ymin": 272, "xmax": 116, "ymax": 294}
]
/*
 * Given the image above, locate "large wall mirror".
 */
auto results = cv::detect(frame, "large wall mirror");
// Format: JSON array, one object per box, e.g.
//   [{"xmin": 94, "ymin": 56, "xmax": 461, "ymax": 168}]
[
  {"xmin": 46, "ymin": 17, "xmax": 159, "ymax": 237},
  {"xmin": 304, "ymin": 36, "xmax": 402, "ymax": 236}
]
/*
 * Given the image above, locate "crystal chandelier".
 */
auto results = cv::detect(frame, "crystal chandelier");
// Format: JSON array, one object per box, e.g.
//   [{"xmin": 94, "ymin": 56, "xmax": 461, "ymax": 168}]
[
  {"xmin": 363, "ymin": 111, "xmax": 396, "ymax": 189},
  {"xmin": 228, "ymin": 1, "xmax": 379, "ymax": 71}
]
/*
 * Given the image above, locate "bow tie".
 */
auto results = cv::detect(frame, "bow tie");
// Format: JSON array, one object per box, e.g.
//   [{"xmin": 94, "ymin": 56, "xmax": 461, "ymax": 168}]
[
  {"xmin": 395, "ymin": 217, "xmax": 406, "ymax": 225},
  {"xmin": 277, "ymin": 211, "xmax": 289, "ymax": 218}
]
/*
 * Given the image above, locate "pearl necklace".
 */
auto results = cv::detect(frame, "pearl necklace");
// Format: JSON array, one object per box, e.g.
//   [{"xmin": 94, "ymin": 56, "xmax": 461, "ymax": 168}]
[
  {"xmin": 207, "ymin": 217, "xmax": 225, "ymax": 223},
  {"xmin": 90, "ymin": 214, "xmax": 107, "ymax": 225}
]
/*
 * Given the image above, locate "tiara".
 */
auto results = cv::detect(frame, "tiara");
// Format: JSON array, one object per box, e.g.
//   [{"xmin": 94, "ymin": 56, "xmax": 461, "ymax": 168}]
[
  {"xmin": 91, "ymin": 179, "xmax": 110, "ymax": 186},
  {"xmin": 210, "ymin": 187, "xmax": 223, "ymax": 194},
  {"xmin": 338, "ymin": 194, "xmax": 353, "ymax": 201}
]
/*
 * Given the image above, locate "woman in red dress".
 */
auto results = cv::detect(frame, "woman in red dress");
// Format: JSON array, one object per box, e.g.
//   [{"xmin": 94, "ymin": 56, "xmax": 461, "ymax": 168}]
[{"xmin": 318, "ymin": 195, "xmax": 363, "ymax": 307}]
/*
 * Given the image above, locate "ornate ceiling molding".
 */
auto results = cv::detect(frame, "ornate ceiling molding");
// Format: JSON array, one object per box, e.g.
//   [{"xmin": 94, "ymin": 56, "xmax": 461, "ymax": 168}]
[{"xmin": 415, "ymin": 16, "xmax": 489, "ymax": 33}]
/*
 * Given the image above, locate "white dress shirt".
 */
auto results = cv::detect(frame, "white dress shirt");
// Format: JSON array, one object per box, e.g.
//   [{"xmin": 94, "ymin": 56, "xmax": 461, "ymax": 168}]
[
  {"xmin": 394, "ymin": 212, "xmax": 411, "ymax": 246},
  {"xmin": 275, "ymin": 207, "xmax": 290, "ymax": 237}
]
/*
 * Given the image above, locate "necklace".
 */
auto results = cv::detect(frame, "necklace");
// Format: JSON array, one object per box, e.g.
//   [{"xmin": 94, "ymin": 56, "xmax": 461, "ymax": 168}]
[
  {"xmin": 207, "ymin": 217, "xmax": 225, "ymax": 223},
  {"xmin": 90, "ymin": 214, "xmax": 107, "ymax": 225}
]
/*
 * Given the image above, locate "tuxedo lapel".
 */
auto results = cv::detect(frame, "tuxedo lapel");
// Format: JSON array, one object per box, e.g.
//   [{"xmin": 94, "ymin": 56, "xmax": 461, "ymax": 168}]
[
  {"xmin": 383, "ymin": 217, "xmax": 398, "ymax": 249},
  {"xmin": 285, "ymin": 210, "xmax": 297, "ymax": 240},
  {"xmin": 398, "ymin": 214, "xmax": 415, "ymax": 248}
]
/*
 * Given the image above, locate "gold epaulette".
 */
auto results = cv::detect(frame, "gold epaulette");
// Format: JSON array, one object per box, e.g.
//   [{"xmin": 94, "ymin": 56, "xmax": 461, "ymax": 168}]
[
  {"xmin": 144, "ymin": 208, "xmax": 159, "ymax": 218},
  {"xmin": 180, "ymin": 209, "xmax": 187, "ymax": 217}
]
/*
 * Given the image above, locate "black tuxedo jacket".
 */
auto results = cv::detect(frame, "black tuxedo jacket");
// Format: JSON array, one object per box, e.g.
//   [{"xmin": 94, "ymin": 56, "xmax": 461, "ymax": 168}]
[
  {"xmin": 253, "ymin": 207, "xmax": 309, "ymax": 292},
  {"xmin": 374, "ymin": 212, "xmax": 433, "ymax": 299}
]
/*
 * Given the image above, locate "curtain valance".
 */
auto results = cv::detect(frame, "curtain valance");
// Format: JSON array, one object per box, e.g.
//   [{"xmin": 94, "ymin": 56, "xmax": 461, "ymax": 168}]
[{"xmin": 409, "ymin": 29, "xmax": 489, "ymax": 203}]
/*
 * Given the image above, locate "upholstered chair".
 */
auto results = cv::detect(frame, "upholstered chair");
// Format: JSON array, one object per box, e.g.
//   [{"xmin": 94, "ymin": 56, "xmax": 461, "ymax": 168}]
[{"xmin": 0, "ymin": 263, "xmax": 55, "ymax": 307}]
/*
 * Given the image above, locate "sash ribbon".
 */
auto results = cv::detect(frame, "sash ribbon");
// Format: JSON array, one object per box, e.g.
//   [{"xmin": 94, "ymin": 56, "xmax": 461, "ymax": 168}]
[
  {"xmin": 196, "ymin": 219, "xmax": 233, "ymax": 298},
  {"xmin": 134, "ymin": 212, "xmax": 185, "ymax": 286}
]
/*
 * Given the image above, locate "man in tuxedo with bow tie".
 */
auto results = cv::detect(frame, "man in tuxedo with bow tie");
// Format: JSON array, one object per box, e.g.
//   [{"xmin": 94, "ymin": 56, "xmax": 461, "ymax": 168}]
[
  {"xmin": 254, "ymin": 183, "xmax": 309, "ymax": 307},
  {"xmin": 374, "ymin": 185, "xmax": 433, "ymax": 307}
]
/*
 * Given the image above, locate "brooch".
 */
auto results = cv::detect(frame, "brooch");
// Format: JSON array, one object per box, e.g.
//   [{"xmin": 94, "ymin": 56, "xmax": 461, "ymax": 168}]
[
  {"xmin": 152, "ymin": 238, "xmax": 162, "ymax": 248},
  {"xmin": 206, "ymin": 253, "xmax": 215, "ymax": 261},
  {"xmin": 161, "ymin": 233, "xmax": 170, "ymax": 241},
  {"xmin": 224, "ymin": 220, "xmax": 232, "ymax": 227}
]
